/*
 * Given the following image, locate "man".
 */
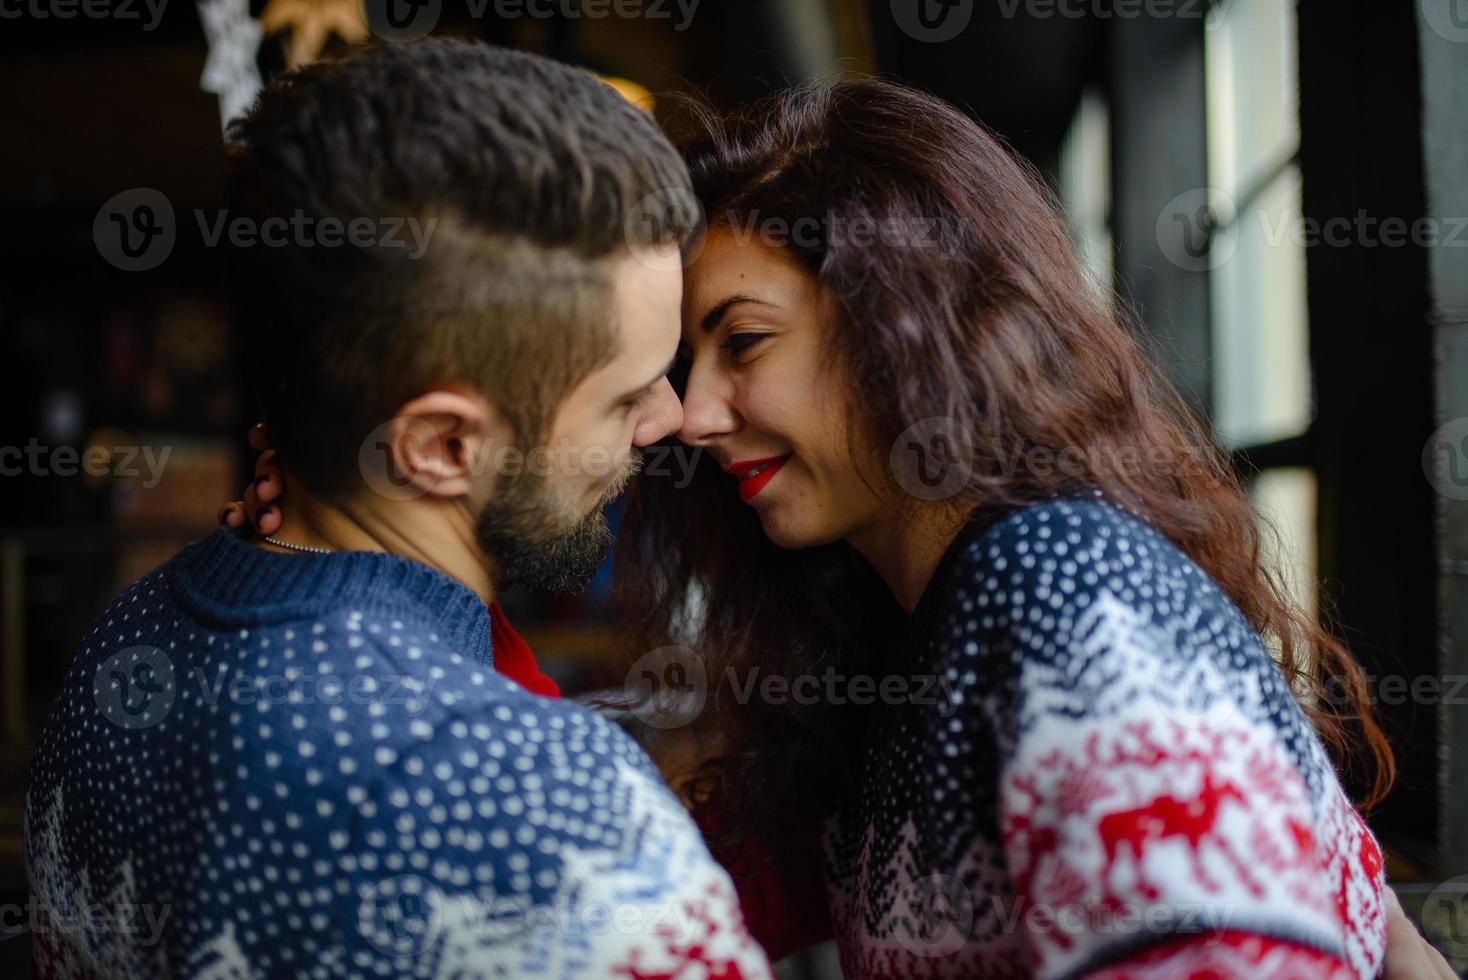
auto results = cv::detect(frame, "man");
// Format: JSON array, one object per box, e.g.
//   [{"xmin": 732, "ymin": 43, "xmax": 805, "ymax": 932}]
[{"xmin": 25, "ymin": 39, "xmax": 770, "ymax": 978}]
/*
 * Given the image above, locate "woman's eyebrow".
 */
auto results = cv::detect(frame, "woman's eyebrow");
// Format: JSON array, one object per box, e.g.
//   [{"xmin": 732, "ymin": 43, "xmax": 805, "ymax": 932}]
[{"xmin": 699, "ymin": 294, "xmax": 777, "ymax": 334}]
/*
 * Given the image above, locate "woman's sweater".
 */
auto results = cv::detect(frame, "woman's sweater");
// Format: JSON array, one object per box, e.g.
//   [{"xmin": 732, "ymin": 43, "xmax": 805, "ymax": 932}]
[{"xmin": 817, "ymin": 498, "xmax": 1386, "ymax": 978}]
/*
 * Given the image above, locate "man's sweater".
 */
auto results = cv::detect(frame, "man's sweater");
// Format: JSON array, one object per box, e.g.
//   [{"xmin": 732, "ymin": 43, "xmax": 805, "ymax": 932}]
[{"xmin": 25, "ymin": 529, "xmax": 771, "ymax": 979}]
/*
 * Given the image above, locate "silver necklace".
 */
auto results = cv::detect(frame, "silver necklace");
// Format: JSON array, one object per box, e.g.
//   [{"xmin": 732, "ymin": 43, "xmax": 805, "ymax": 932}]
[{"xmin": 264, "ymin": 536, "xmax": 334, "ymax": 555}]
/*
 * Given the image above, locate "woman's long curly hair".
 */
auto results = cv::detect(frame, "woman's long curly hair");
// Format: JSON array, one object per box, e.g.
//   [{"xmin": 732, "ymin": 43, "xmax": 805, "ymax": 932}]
[{"xmin": 612, "ymin": 78, "xmax": 1393, "ymax": 864}]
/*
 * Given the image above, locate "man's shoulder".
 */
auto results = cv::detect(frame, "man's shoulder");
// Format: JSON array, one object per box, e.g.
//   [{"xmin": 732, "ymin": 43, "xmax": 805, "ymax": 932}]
[
  {"xmin": 61, "ymin": 572, "xmax": 645, "ymax": 794},
  {"xmin": 212, "ymin": 615, "xmax": 657, "ymax": 791}
]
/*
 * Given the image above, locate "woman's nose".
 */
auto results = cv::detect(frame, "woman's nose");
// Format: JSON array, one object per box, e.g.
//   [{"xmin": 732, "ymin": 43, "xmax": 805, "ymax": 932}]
[{"xmin": 677, "ymin": 359, "xmax": 738, "ymax": 445}]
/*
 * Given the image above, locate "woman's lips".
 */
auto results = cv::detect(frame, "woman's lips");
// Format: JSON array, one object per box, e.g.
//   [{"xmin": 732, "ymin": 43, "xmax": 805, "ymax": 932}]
[{"xmin": 726, "ymin": 454, "xmax": 792, "ymax": 502}]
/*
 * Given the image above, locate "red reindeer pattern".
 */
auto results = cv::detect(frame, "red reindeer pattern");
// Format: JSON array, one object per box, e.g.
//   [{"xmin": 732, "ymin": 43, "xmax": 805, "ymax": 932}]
[
  {"xmin": 1095, "ymin": 768, "xmax": 1265, "ymax": 904},
  {"xmin": 1001, "ymin": 717, "xmax": 1341, "ymax": 961},
  {"xmin": 995, "ymin": 712, "xmax": 1389, "ymax": 976},
  {"xmin": 1333, "ymin": 808, "xmax": 1386, "ymax": 970}
]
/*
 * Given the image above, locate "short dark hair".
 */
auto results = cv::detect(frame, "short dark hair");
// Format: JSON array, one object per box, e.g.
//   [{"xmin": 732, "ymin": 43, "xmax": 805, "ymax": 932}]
[{"xmin": 227, "ymin": 39, "xmax": 698, "ymax": 496}]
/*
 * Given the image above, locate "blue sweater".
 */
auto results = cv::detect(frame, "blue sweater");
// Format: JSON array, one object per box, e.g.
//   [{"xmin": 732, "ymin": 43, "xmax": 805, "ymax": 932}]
[
  {"xmin": 25, "ymin": 529, "xmax": 770, "ymax": 979},
  {"xmin": 821, "ymin": 500, "xmax": 1386, "ymax": 979}
]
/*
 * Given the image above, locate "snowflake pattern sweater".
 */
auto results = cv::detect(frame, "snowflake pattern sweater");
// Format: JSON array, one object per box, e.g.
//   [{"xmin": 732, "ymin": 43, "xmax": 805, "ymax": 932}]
[
  {"xmin": 819, "ymin": 499, "xmax": 1387, "ymax": 978},
  {"xmin": 24, "ymin": 529, "xmax": 772, "ymax": 980}
]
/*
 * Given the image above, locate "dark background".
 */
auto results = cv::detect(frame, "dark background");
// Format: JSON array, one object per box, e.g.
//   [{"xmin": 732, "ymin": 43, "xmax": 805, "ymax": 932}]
[{"xmin": 2, "ymin": 0, "xmax": 1465, "ymax": 973}]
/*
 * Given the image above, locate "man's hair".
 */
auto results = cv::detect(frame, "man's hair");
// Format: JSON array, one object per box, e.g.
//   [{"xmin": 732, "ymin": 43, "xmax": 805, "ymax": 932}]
[{"xmin": 226, "ymin": 39, "xmax": 698, "ymax": 496}]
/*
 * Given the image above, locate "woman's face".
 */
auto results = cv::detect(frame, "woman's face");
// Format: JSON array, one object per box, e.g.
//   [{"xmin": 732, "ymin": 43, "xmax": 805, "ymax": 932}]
[{"xmin": 678, "ymin": 226, "xmax": 885, "ymax": 548}]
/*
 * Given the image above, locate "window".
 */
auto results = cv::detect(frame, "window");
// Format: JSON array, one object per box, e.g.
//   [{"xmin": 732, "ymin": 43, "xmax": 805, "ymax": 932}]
[
  {"xmin": 1059, "ymin": 87, "xmax": 1114, "ymax": 301},
  {"xmin": 1205, "ymin": 0, "xmax": 1315, "ymax": 620}
]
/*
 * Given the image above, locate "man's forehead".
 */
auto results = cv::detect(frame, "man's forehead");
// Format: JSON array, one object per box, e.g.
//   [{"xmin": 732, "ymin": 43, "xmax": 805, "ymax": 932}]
[
  {"xmin": 611, "ymin": 250, "xmax": 683, "ymax": 338},
  {"xmin": 568, "ymin": 250, "xmax": 681, "ymax": 395},
  {"xmin": 612, "ymin": 246, "xmax": 685, "ymax": 302}
]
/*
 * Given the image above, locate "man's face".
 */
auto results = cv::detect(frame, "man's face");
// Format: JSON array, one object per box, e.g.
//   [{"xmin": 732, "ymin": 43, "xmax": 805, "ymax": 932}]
[{"xmin": 476, "ymin": 245, "xmax": 685, "ymax": 593}]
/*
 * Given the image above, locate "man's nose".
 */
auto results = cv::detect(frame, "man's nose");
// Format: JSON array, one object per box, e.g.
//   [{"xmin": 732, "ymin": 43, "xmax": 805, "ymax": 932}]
[{"xmin": 632, "ymin": 377, "xmax": 684, "ymax": 447}]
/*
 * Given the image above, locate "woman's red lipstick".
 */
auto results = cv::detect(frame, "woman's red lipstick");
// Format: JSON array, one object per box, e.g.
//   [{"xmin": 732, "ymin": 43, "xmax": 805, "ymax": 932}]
[{"xmin": 725, "ymin": 454, "xmax": 792, "ymax": 502}]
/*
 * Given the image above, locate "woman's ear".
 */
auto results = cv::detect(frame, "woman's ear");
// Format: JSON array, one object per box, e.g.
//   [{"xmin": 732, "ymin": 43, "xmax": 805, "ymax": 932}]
[{"xmin": 360, "ymin": 389, "xmax": 508, "ymax": 501}]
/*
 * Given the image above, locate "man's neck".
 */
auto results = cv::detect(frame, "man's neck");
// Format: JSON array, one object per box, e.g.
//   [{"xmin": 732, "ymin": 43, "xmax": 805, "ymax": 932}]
[{"xmin": 259, "ymin": 470, "xmax": 500, "ymax": 606}]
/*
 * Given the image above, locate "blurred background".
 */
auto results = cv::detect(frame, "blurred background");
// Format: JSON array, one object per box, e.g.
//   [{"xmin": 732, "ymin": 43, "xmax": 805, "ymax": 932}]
[{"xmin": 1, "ymin": 0, "xmax": 1466, "ymax": 974}]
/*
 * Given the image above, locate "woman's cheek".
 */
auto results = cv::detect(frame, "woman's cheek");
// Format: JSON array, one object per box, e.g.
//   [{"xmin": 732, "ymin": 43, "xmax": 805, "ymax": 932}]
[{"xmin": 753, "ymin": 352, "xmax": 822, "ymax": 434}]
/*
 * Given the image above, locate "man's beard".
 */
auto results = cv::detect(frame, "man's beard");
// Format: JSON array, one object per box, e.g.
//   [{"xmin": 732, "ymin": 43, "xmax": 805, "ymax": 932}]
[{"xmin": 475, "ymin": 450, "xmax": 641, "ymax": 595}]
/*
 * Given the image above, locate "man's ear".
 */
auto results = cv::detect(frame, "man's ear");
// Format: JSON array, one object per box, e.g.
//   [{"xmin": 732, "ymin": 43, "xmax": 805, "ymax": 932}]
[{"xmin": 370, "ymin": 389, "xmax": 508, "ymax": 501}]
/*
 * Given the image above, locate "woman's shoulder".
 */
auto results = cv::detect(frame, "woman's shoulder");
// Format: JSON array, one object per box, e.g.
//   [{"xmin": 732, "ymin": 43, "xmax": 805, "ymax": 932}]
[
  {"xmin": 917, "ymin": 495, "xmax": 1276, "ymax": 702},
  {"xmin": 917, "ymin": 496, "xmax": 1324, "ymax": 775},
  {"xmin": 930, "ymin": 495, "xmax": 1217, "ymax": 621},
  {"xmin": 918, "ymin": 500, "xmax": 1384, "ymax": 980},
  {"xmin": 972, "ymin": 494, "xmax": 1176, "ymax": 557}
]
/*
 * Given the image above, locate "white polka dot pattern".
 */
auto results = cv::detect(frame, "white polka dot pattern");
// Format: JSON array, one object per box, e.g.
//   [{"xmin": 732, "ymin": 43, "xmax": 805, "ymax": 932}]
[{"xmin": 24, "ymin": 531, "xmax": 772, "ymax": 979}]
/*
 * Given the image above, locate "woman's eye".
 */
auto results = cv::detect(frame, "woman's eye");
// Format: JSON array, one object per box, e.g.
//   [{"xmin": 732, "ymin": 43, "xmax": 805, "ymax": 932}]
[{"xmin": 720, "ymin": 332, "xmax": 770, "ymax": 358}]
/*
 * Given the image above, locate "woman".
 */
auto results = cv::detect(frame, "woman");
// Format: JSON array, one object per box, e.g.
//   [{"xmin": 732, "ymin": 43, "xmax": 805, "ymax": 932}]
[
  {"xmin": 225, "ymin": 79, "xmax": 1452, "ymax": 978},
  {"xmin": 614, "ymin": 79, "xmax": 1398, "ymax": 979}
]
